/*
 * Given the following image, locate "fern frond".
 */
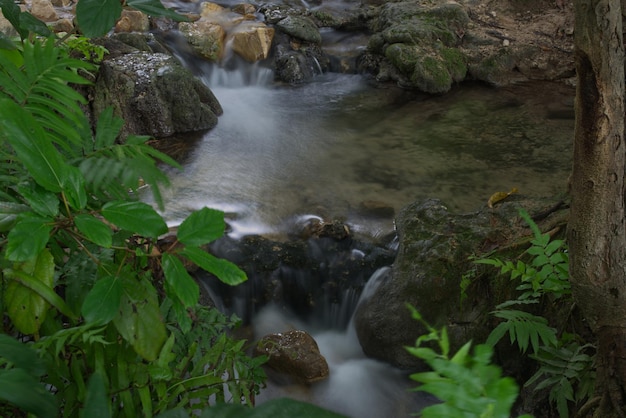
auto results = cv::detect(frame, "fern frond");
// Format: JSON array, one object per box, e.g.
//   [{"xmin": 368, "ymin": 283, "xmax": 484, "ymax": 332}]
[
  {"xmin": 488, "ymin": 309, "xmax": 557, "ymax": 353},
  {"xmin": 1, "ymin": 38, "xmax": 96, "ymax": 155}
]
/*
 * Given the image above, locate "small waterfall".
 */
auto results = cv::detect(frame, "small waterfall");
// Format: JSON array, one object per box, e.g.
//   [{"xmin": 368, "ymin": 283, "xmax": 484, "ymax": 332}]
[{"xmin": 249, "ymin": 267, "xmax": 435, "ymax": 418}]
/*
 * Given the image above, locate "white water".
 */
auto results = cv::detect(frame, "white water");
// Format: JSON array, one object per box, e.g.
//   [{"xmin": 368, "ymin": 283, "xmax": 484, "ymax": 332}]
[{"xmin": 251, "ymin": 268, "xmax": 436, "ymax": 417}]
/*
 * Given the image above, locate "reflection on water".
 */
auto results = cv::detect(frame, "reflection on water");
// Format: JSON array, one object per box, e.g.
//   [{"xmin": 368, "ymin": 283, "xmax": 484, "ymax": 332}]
[{"xmin": 152, "ymin": 68, "xmax": 573, "ymax": 239}]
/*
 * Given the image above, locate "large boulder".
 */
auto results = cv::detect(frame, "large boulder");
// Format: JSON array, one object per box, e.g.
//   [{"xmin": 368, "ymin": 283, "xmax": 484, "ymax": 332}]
[
  {"xmin": 353, "ymin": 197, "xmax": 569, "ymax": 370},
  {"xmin": 92, "ymin": 51, "xmax": 222, "ymax": 138},
  {"xmin": 363, "ymin": 1, "xmax": 469, "ymax": 93}
]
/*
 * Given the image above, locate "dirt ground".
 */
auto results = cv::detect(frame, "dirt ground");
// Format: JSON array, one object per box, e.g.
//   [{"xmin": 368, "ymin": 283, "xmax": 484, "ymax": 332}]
[{"xmin": 463, "ymin": 0, "xmax": 576, "ymax": 82}]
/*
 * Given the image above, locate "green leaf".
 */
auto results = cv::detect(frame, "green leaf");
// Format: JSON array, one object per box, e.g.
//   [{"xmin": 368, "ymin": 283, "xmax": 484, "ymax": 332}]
[
  {"xmin": 180, "ymin": 246, "xmax": 247, "ymax": 286},
  {"xmin": 0, "ymin": 99, "xmax": 69, "ymax": 193},
  {"xmin": 75, "ymin": 214, "xmax": 113, "ymax": 248},
  {"xmin": 114, "ymin": 275, "xmax": 167, "ymax": 361},
  {"xmin": 0, "ymin": 368, "xmax": 57, "ymax": 418},
  {"xmin": 82, "ymin": 276, "xmax": 122, "ymax": 324},
  {"xmin": 162, "ymin": 253, "xmax": 199, "ymax": 308},
  {"xmin": 81, "ymin": 370, "xmax": 111, "ymax": 418},
  {"xmin": 17, "ymin": 183, "xmax": 59, "ymax": 217},
  {"xmin": 127, "ymin": 0, "xmax": 188, "ymax": 21},
  {"xmin": 64, "ymin": 165, "xmax": 88, "ymax": 210},
  {"xmin": 75, "ymin": 0, "xmax": 123, "ymax": 38},
  {"xmin": 102, "ymin": 201, "xmax": 168, "ymax": 238},
  {"xmin": 94, "ymin": 107, "xmax": 124, "ymax": 149},
  {"xmin": 4, "ymin": 249, "xmax": 55, "ymax": 334},
  {"xmin": 0, "ymin": 201, "xmax": 30, "ymax": 231},
  {"xmin": 0, "ymin": 334, "xmax": 46, "ymax": 376},
  {"xmin": 5, "ymin": 213, "xmax": 52, "ymax": 261},
  {"xmin": 18, "ymin": 11, "xmax": 52, "ymax": 37},
  {"xmin": 177, "ymin": 207, "xmax": 225, "ymax": 246}
]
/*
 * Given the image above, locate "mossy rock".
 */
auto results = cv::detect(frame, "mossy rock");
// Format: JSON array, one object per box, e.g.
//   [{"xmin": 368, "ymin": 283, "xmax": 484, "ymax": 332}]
[
  {"xmin": 276, "ymin": 15, "xmax": 322, "ymax": 44},
  {"xmin": 385, "ymin": 43, "xmax": 467, "ymax": 93}
]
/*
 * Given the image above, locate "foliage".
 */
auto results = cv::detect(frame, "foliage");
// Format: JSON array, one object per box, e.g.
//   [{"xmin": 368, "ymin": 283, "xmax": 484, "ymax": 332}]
[
  {"xmin": 474, "ymin": 208, "xmax": 595, "ymax": 417},
  {"xmin": 76, "ymin": 0, "xmax": 188, "ymax": 38},
  {"xmin": 526, "ymin": 337, "xmax": 596, "ymax": 418},
  {"xmin": 405, "ymin": 305, "xmax": 528, "ymax": 418},
  {"xmin": 0, "ymin": 2, "xmax": 267, "ymax": 417}
]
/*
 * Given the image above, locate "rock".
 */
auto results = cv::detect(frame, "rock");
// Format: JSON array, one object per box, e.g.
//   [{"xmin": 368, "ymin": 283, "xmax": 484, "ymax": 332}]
[
  {"xmin": 200, "ymin": 1, "xmax": 226, "ymax": 18},
  {"xmin": 51, "ymin": 18, "xmax": 74, "ymax": 33},
  {"xmin": 115, "ymin": 9, "xmax": 150, "ymax": 33},
  {"xmin": 51, "ymin": 0, "xmax": 72, "ymax": 6},
  {"xmin": 364, "ymin": 0, "xmax": 469, "ymax": 93},
  {"xmin": 178, "ymin": 20, "xmax": 226, "ymax": 61},
  {"xmin": 255, "ymin": 330, "xmax": 329, "ymax": 383},
  {"xmin": 353, "ymin": 197, "xmax": 569, "ymax": 370},
  {"xmin": 30, "ymin": 0, "xmax": 58, "ymax": 22},
  {"xmin": 232, "ymin": 3, "xmax": 257, "ymax": 16},
  {"xmin": 231, "ymin": 23, "xmax": 275, "ymax": 62},
  {"xmin": 276, "ymin": 15, "xmax": 322, "ymax": 44},
  {"xmin": 384, "ymin": 42, "xmax": 467, "ymax": 93},
  {"xmin": 92, "ymin": 52, "xmax": 223, "ymax": 138}
]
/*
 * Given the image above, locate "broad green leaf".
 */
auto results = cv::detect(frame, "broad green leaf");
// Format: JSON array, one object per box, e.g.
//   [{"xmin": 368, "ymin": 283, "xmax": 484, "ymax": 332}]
[
  {"xmin": 18, "ymin": 11, "xmax": 51, "ymax": 37},
  {"xmin": 0, "ymin": 334, "xmax": 45, "ymax": 376},
  {"xmin": 162, "ymin": 253, "xmax": 199, "ymax": 307},
  {"xmin": 4, "ymin": 249, "xmax": 54, "ymax": 334},
  {"xmin": 0, "ymin": 99, "xmax": 69, "ymax": 193},
  {"xmin": 75, "ymin": 214, "xmax": 113, "ymax": 248},
  {"xmin": 0, "ymin": 201, "xmax": 30, "ymax": 231},
  {"xmin": 180, "ymin": 246, "xmax": 247, "ymax": 286},
  {"xmin": 114, "ymin": 275, "xmax": 167, "ymax": 361},
  {"xmin": 6, "ymin": 213, "xmax": 52, "ymax": 262},
  {"xmin": 102, "ymin": 201, "xmax": 168, "ymax": 238},
  {"xmin": 4, "ymin": 266, "xmax": 76, "ymax": 321},
  {"xmin": 0, "ymin": 0, "xmax": 26, "ymax": 39},
  {"xmin": 0, "ymin": 368, "xmax": 57, "ymax": 418},
  {"xmin": 0, "ymin": 32, "xmax": 14, "ymax": 50},
  {"xmin": 75, "ymin": 0, "xmax": 123, "ymax": 38},
  {"xmin": 80, "ymin": 371, "xmax": 111, "ymax": 418},
  {"xmin": 82, "ymin": 276, "xmax": 122, "ymax": 324},
  {"xmin": 17, "ymin": 183, "xmax": 59, "ymax": 217},
  {"xmin": 127, "ymin": 0, "xmax": 188, "ymax": 21},
  {"xmin": 177, "ymin": 207, "xmax": 225, "ymax": 246}
]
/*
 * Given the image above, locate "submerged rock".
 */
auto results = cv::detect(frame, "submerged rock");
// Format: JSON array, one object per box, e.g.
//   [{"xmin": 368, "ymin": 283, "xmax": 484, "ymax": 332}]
[{"xmin": 255, "ymin": 330, "xmax": 330, "ymax": 383}]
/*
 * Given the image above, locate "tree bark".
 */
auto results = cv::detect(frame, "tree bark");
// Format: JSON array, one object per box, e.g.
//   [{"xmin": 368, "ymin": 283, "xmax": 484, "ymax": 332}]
[{"xmin": 569, "ymin": 0, "xmax": 626, "ymax": 415}]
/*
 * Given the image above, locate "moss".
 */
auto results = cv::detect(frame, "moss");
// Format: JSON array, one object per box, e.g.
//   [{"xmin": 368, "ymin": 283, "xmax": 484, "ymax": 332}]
[
  {"xmin": 384, "ymin": 43, "xmax": 420, "ymax": 74},
  {"xmin": 440, "ymin": 46, "xmax": 467, "ymax": 81},
  {"xmin": 412, "ymin": 55, "xmax": 452, "ymax": 94}
]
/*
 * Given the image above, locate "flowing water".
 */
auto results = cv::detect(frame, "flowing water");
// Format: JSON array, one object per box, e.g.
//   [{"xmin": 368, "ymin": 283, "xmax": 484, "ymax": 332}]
[
  {"xmin": 154, "ymin": 63, "xmax": 574, "ymax": 241},
  {"xmin": 147, "ymin": 3, "xmax": 575, "ymax": 415}
]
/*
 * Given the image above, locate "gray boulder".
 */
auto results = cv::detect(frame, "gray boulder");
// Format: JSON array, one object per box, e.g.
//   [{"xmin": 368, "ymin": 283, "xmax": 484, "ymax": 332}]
[
  {"xmin": 353, "ymin": 197, "xmax": 569, "ymax": 370},
  {"xmin": 92, "ymin": 52, "xmax": 222, "ymax": 139}
]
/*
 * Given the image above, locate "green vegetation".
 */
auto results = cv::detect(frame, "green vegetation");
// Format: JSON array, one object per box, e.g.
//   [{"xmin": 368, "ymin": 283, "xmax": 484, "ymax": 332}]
[
  {"xmin": 0, "ymin": 0, "xmax": 272, "ymax": 416},
  {"xmin": 406, "ymin": 304, "xmax": 528, "ymax": 417},
  {"xmin": 410, "ymin": 209, "xmax": 594, "ymax": 417},
  {"xmin": 475, "ymin": 209, "xmax": 595, "ymax": 417}
]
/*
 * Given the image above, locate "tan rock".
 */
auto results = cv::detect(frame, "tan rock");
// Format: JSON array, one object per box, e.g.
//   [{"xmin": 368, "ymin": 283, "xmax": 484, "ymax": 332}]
[
  {"xmin": 51, "ymin": 17, "xmax": 74, "ymax": 33},
  {"xmin": 115, "ymin": 9, "xmax": 150, "ymax": 33},
  {"xmin": 232, "ymin": 3, "xmax": 257, "ymax": 16},
  {"xmin": 179, "ymin": 20, "xmax": 226, "ymax": 61},
  {"xmin": 51, "ymin": 0, "xmax": 72, "ymax": 6},
  {"xmin": 255, "ymin": 330, "xmax": 329, "ymax": 384},
  {"xmin": 231, "ymin": 23, "xmax": 274, "ymax": 62},
  {"xmin": 199, "ymin": 2, "xmax": 225, "ymax": 19},
  {"xmin": 30, "ymin": 0, "xmax": 58, "ymax": 22}
]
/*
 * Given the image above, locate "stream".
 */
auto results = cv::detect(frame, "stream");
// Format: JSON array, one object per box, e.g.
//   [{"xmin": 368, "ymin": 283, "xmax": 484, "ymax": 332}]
[{"xmin": 146, "ymin": 3, "xmax": 575, "ymax": 415}]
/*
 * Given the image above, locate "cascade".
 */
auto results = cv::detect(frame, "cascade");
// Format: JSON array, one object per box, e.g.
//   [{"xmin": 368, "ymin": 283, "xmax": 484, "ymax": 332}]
[{"xmin": 147, "ymin": 3, "xmax": 575, "ymax": 416}]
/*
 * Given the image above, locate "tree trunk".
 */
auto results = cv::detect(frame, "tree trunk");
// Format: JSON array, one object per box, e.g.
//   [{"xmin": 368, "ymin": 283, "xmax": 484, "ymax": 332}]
[{"xmin": 569, "ymin": 0, "xmax": 626, "ymax": 415}]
